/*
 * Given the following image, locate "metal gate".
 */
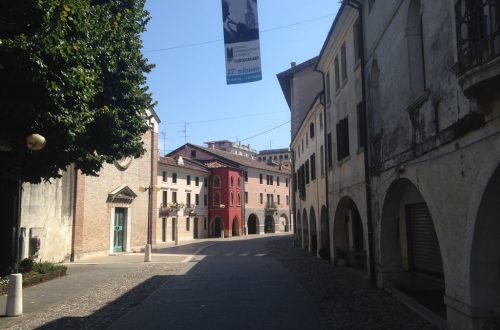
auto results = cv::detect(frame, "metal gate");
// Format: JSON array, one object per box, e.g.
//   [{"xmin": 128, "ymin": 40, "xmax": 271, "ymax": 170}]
[{"xmin": 406, "ymin": 203, "xmax": 443, "ymax": 278}]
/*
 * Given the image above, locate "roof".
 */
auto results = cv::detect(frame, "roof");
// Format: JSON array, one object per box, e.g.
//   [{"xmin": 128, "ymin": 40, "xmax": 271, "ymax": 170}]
[
  {"xmin": 169, "ymin": 143, "xmax": 291, "ymax": 175},
  {"xmin": 258, "ymin": 148, "xmax": 290, "ymax": 155},
  {"xmin": 315, "ymin": 2, "xmax": 347, "ymax": 72},
  {"xmin": 158, "ymin": 156, "xmax": 210, "ymax": 173},
  {"xmin": 276, "ymin": 56, "xmax": 319, "ymax": 109}
]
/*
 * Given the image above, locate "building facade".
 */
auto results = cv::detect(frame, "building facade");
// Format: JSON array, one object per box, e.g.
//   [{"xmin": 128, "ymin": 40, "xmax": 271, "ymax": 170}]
[
  {"xmin": 257, "ymin": 148, "xmax": 291, "ymax": 164},
  {"xmin": 204, "ymin": 140, "xmax": 257, "ymax": 159}
]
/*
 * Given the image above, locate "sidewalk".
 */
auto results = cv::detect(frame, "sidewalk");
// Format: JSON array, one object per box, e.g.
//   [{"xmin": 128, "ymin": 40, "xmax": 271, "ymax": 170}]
[{"xmin": 0, "ymin": 239, "xmax": 217, "ymax": 329}]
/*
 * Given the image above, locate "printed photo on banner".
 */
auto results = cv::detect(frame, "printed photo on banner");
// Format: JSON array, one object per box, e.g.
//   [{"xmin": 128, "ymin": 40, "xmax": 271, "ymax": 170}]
[{"xmin": 221, "ymin": 0, "xmax": 262, "ymax": 85}]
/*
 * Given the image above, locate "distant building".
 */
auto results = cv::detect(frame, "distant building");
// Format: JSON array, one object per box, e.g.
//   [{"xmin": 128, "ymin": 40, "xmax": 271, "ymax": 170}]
[
  {"xmin": 257, "ymin": 148, "xmax": 291, "ymax": 164},
  {"xmin": 204, "ymin": 140, "xmax": 257, "ymax": 159}
]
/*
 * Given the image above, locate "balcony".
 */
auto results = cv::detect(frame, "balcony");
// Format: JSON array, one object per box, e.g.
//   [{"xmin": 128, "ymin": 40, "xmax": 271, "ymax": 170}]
[
  {"xmin": 158, "ymin": 202, "xmax": 184, "ymax": 217},
  {"xmin": 456, "ymin": 0, "xmax": 500, "ymax": 97},
  {"xmin": 265, "ymin": 202, "xmax": 278, "ymax": 210}
]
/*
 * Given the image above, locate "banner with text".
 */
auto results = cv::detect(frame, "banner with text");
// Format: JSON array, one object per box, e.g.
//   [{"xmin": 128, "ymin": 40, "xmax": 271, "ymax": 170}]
[{"xmin": 221, "ymin": 0, "xmax": 262, "ymax": 84}]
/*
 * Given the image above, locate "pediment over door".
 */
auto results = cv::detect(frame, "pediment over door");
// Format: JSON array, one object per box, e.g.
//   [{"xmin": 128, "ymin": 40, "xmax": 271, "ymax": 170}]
[{"xmin": 107, "ymin": 185, "xmax": 137, "ymax": 204}]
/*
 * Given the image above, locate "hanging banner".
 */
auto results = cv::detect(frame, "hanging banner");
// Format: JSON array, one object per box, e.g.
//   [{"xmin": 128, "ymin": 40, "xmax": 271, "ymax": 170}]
[{"xmin": 221, "ymin": 0, "xmax": 262, "ymax": 84}]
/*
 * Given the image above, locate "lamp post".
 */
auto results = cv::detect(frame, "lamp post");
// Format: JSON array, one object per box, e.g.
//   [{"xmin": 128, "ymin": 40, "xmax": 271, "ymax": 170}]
[{"xmin": 139, "ymin": 184, "xmax": 160, "ymax": 262}]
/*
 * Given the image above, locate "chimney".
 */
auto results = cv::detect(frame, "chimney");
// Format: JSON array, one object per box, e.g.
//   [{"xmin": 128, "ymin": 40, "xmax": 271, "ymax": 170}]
[{"xmin": 290, "ymin": 62, "xmax": 296, "ymax": 67}]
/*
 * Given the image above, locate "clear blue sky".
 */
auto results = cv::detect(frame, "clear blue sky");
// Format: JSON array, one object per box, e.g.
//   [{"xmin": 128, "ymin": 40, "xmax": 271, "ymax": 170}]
[{"xmin": 141, "ymin": 0, "xmax": 339, "ymax": 155}]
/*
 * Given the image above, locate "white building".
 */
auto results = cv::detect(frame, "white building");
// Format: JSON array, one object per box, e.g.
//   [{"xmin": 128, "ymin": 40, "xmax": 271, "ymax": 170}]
[{"xmin": 204, "ymin": 140, "xmax": 257, "ymax": 159}]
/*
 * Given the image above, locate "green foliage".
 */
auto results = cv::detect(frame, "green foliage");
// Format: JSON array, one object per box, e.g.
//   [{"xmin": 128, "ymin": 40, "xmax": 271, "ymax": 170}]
[
  {"xmin": 0, "ymin": 0, "xmax": 155, "ymax": 183},
  {"xmin": 32, "ymin": 260, "xmax": 66, "ymax": 274},
  {"xmin": 19, "ymin": 258, "xmax": 34, "ymax": 273}
]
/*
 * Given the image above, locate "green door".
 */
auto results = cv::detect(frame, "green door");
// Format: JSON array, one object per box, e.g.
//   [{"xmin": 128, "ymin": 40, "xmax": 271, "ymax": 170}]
[{"xmin": 113, "ymin": 208, "xmax": 126, "ymax": 252}]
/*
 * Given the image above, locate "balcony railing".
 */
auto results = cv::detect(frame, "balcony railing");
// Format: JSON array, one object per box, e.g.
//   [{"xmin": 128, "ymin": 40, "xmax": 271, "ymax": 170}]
[
  {"xmin": 265, "ymin": 202, "xmax": 278, "ymax": 210},
  {"xmin": 456, "ymin": 0, "xmax": 500, "ymax": 74}
]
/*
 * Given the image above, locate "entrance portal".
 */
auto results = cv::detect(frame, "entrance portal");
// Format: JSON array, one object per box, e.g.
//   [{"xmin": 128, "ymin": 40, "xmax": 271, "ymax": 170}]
[
  {"xmin": 247, "ymin": 214, "xmax": 258, "ymax": 234},
  {"xmin": 113, "ymin": 208, "xmax": 126, "ymax": 252}
]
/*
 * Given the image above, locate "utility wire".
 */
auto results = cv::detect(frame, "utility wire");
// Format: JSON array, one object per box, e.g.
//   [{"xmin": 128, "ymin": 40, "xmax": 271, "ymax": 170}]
[
  {"xmin": 163, "ymin": 110, "xmax": 288, "ymax": 125},
  {"xmin": 144, "ymin": 13, "xmax": 336, "ymax": 53},
  {"xmin": 239, "ymin": 120, "xmax": 290, "ymax": 142}
]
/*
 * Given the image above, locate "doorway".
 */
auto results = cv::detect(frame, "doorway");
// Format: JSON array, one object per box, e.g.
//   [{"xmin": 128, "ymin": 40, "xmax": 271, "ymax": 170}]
[{"xmin": 113, "ymin": 208, "xmax": 126, "ymax": 252}]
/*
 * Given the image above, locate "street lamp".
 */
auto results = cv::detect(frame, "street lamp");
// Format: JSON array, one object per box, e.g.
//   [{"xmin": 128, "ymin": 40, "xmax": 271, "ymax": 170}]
[{"xmin": 139, "ymin": 184, "xmax": 160, "ymax": 262}]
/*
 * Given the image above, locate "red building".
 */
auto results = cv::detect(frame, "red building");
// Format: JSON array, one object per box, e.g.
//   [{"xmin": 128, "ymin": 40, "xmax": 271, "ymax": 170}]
[{"xmin": 205, "ymin": 161, "xmax": 243, "ymax": 238}]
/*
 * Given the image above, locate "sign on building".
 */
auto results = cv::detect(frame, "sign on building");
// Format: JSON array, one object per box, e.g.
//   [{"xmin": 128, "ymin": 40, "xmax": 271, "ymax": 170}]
[{"xmin": 221, "ymin": 0, "xmax": 262, "ymax": 84}]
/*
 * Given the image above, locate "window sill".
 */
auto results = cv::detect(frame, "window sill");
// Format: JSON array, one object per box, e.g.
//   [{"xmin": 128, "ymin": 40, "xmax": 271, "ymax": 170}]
[{"xmin": 337, "ymin": 155, "xmax": 351, "ymax": 166}]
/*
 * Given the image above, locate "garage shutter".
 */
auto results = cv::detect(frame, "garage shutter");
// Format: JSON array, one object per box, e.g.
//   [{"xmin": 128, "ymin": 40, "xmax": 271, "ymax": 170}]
[{"xmin": 406, "ymin": 203, "xmax": 444, "ymax": 278}]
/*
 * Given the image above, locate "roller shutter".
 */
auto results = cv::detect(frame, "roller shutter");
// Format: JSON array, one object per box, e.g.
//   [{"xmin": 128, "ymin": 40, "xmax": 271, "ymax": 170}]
[{"xmin": 406, "ymin": 203, "xmax": 444, "ymax": 278}]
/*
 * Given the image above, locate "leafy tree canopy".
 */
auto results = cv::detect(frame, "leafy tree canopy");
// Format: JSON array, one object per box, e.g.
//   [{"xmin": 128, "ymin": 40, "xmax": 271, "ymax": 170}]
[{"xmin": 0, "ymin": 0, "xmax": 155, "ymax": 183}]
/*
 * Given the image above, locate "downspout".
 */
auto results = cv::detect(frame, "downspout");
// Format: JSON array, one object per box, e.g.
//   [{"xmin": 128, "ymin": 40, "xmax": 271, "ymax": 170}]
[
  {"xmin": 70, "ymin": 165, "xmax": 78, "ymax": 262},
  {"xmin": 241, "ymin": 167, "xmax": 246, "ymax": 236},
  {"xmin": 290, "ymin": 148, "xmax": 297, "ymax": 246},
  {"xmin": 313, "ymin": 67, "xmax": 332, "ymax": 264},
  {"xmin": 346, "ymin": 0, "xmax": 377, "ymax": 287}
]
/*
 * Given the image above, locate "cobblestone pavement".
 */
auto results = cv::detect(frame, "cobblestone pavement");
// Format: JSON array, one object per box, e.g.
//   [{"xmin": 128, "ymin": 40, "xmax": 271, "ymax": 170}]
[
  {"xmin": 266, "ymin": 237, "xmax": 437, "ymax": 330},
  {"xmin": 2, "ymin": 262, "xmax": 186, "ymax": 330}
]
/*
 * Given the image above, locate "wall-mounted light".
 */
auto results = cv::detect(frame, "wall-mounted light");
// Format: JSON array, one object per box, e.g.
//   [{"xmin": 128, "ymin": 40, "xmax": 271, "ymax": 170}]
[{"xmin": 26, "ymin": 134, "xmax": 46, "ymax": 151}]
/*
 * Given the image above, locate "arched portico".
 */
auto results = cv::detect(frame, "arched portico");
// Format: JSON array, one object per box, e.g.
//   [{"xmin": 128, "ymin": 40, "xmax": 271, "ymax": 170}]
[
  {"xmin": 379, "ymin": 179, "xmax": 446, "ymax": 318},
  {"xmin": 309, "ymin": 207, "xmax": 317, "ymax": 254},
  {"xmin": 319, "ymin": 205, "xmax": 329, "ymax": 260},
  {"xmin": 278, "ymin": 213, "xmax": 288, "ymax": 232},
  {"xmin": 247, "ymin": 214, "xmax": 259, "ymax": 235},
  {"xmin": 232, "ymin": 217, "xmax": 239, "ymax": 237},
  {"xmin": 210, "ymin": 217, "xmax": 225, "ymax": 238},
  {"xmin": 264, "ymin": 215, "xmax": 274, "ymax": 233},
  {"xmin": 333, "ymin": 197, "xmax": 366, "ymax": 269},
  {"xmin": 302, "ymin": 209, "xmax": 309, "ymax": 250},
  {"xmin": 296, "ymin": 210, "xmax": 302, "ymax": 246}
]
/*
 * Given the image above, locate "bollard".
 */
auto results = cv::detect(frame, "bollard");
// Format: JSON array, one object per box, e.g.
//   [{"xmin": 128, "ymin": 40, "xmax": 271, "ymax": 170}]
[
  {"xmin": 144, "ymin": 243, "xmax": 152, "ymax": 262},
  {"xmin": 6, "ymin": 273, "xmax": 22, "ymax": 317},
  {"xmin": 220, "ymin": 230, "xmax": 224, "ymax": 239}
]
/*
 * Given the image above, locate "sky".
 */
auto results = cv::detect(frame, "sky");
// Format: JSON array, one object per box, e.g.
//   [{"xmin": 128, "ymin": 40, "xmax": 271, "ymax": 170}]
[{"xmin": 141, "ymin": 0, "xmax": 340, "ymax": 155}]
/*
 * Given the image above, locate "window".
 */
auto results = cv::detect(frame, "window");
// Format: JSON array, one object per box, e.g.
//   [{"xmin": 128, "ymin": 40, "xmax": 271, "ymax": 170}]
[
  {"xmin": 326, "ymin": 72, "xmax": 331, "ymax": 103},
  {"xmin": 186, "ymin": 192, "xmax": 191, "ymax": 206},
  {"xmin": 191, "ymin": 150, "xmax": 197, "ymax": 158},
  {"xmin": 204, "ymin": 217, "xmax": 207, "ymax": 230},
  {"xmin": 259, "ymin": 174, "xmax": 263, "ymax": 184},
  {"xmin": 258, "ymin": 157, "xmax": 261, "ymax": 161},
  {"xmin": 213, "ymin": 192, "xmax": 221, "ymax": 206},
  {"xmin": 285, "ymin": 178, "xmax": 289, "ymax": 187},
  {"xmin": 277, "ymin": 195, "xmax": 280, "ymax": 205},
  {"xmin": 334, "ymin": 55, "xmax": 340, "ymax": 90},
  {"xmin": 277, "ymin": 176, "xmax": 280, "ymax": 186},
  {"xmin": 213, "ymin": 175, "xmax": 221, "ymax": 188},
  {"xmin": 266, "ymin": 175, "xmax": 273, "ymax": 185},
  {"xmin": 195, "ymin": 194, "xmax": 199, "ymax": 205},
  {"xmin": 237, "ymin": 177, "xmax": 241, "ymax": 187},
  {"xmin": 285, "ymin": 154, "xmax": 289, "ymax": 159},
  {"xmin": 305, "ymin": 160, "xmax": 310, "ymax": 184},
  {"xmin": 162, "ymin": 171, "xmax": 167, "ymax": 182},
  {"xmin": 237, "ymin": 193, "xmax": 241, "ymax": 206},
  {"xmin": 341, "ymin": 43, "xmax": 347, "ymax": 82},
  {"xmin": 230, "ymin": 192, "xmax": 234, "ymax": 206},
  {"xmin": 259, "ymin": 193, "xmax": 263, "ymax": 204},
  {"xmin": 186, "ymin": 218, "xmax": 190, "ymax": 231},
  {"xmin": 310, "ymin": 123, "xmax": 315, "ymax": 138},
  {"xmin": 244, "ymin": 171, "xmax": 248, "ymax": 182},
  {"xmin": 187, "ymin": 175, "xmax": 191, "ymax": 185},
  {"xmin": 353, "ymin": 20, "xmax": 361, "ymax": 63},
  {"xmin": 301, "ymin": 139, "xmax": 304, "ymax": 152},
  {"xmin": 204, "ymin": 194, "xmax": 207, "ymax": 206},
  {"xmin": 162, "ymin": 218, "xmax": 166, "ymax": 242},
  {"xmin": 162, "ymin": 191, "xmax": 168, "ymax": 206},
  {"xmin": 172, "ymin": 191, "xmax": 177, "ymax": 203},
  {"xmin": 172, "ymin": 173, "xmax": 177, "ymax": 184},
  {"xmin": 327, "ymin": 133, "xmax": 333, "ymax": 167},
  {"xmin": 320, "ymin": 145, "xmax": 325, "ymax": 176},
  {"xmin": 357, "ymin": 102, "xmax": 366, "ymax": 148},
  {"xmin": 306, "ymin": 134, "xmax": 309, "ymax": 147},
  {"xmin": 279, "ymin": 155, "xmax": 283, "ymax": 160},
  {"xmin": 195, "ymin": 177, "xmax": 199, "ymax": 186},
  {"xmin": 310, "ymin": 154, "xmax": 316, "ymax": 181},
  {"xmin": 245, "ymin": 192, "xmax": 248, "ymax": 204},
  {"xmin": 337, "ymin": 117, "xmax": 350, "ymax": 161},
  {"xmin": 286, "ymin": 195, "xmax": 289, "ymax": 206},
  {"xmin": 230, "ymin": 176, "xmax": 234, "ymax": 187}
]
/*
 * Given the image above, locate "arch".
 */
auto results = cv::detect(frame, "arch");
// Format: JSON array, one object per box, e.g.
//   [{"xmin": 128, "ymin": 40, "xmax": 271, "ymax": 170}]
[
  {"xmin": 296, "ymin": 210, "xmax": 302, "ymax": 246},
  {"xmin": 333, "ymin": 197, "xmax": 366, "ymax": 268},
  {"xmin": 279, "ymin": 213, "xmax": 289, "ymax": 232},
  {"xmin": 469, "ymin": 163, "xmax": 500, "ymax": 312},
  {"xmin": 213, "ymin": 175, "xmax": 221, "ymax": 188},
  {"xmin": 247, "ymin": 214, "xmax": 259, "ymax": 235},
  {"xmin": 319, "ymin": 205, "xmax": 330, "ymax": 260},
  {"xmin": 237, "ymin": 193, "xmax": 241, "ymax": 206},
  {"xmin": 406, "ymin": 0, "xmax": 425, "ymax": 100},
  {"xmin": 309, "ymin": 206, "xmax": 317, "ymax": 254},
  {"xmin": 213, "ymin": 191, "xmax": 221, "ymax": 206},
  {"xmin": 264, "ymin": 215, "xmax": 274, "ymax": 233},
  {"xmin": 237, "ymin": 177, "xmax": 241, "ymax": 187},
  {"xmin": 232, "ymin": 217, "xmax": 239, "ymax": 237},
  {"xmin": 380, "ymin": 178, "xmax": 446, "ymax": 318},
  {"xmin": 302, "ymin": 209, "xmax": 309, "ymax": 250},
  {"xmin": 210, "ymin": 216, "xmax": 224, "ymax": 238}
]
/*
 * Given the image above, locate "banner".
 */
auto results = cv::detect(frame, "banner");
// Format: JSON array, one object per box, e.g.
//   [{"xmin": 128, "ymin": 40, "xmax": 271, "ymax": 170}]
[{"xmin": 221, "ymin": 0, "xmax": 262, "ymax": 84}]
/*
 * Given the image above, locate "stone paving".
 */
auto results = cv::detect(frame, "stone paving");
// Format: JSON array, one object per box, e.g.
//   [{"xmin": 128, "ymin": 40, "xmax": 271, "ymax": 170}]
[{"xmin": 266, "ymin": 237, "xmax": 437, "ymax": 330}]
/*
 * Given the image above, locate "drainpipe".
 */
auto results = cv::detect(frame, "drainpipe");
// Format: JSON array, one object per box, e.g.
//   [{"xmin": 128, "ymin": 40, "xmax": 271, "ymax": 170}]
[
  {"xmin": 241, "ymin": 167, "xmax": 246, "ymax": 236},
  {"xmin": 290, "ymin": 149, "xmax": 297, "ymax": 245},
  {"xmin": 70, "ymin": 165, "xmax": 78, "ymax": 262},
  {"xmin": 345, "ymin": 0, "xmax": 377, "ymax": 287}
]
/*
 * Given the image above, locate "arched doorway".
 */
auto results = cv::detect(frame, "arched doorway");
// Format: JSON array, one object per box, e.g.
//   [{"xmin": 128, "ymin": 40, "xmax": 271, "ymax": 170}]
[
  {"xmin": 296, "ymin": 210, "xmax": 302, "ymax": 246},
  {"xmin": 232, "ymin": 217, "xmax": 239, "ymax": 237},
  {"xmin": 380, "ymin": 179, "xmax": 446, "ymax": 318},
  {"xmin": 469, "ymin": 163, "xmax": 500, "ymax": 325},
  {"xmin": 193, "ymin": 218, "xmax": 199, "ymax": 239},
  {"xmin": 212, "ymin": 217, "xmax": 224, "ymax": 238},
  {"xmin": 278, "ymin": 214, "xmax": 288, "ymax": 232},
  {"xmin": 333, "ymin": 197, "xmax": 366, "ymax": 269},
  {"xmin": 264, "ymin": 215, "xmax": 274, "ymax": 233},
  {"xmin": 247, "ymin": 214, "xmax": 258, "ymax": 234},
  {"xmin": 309, "ymin": 207, "xmax": 317, "ymax": 254},
  {"xmin": 319, "ymin": 205, "xmax": 329, "ymax": 260},
  {"xmin": 302, "ymin": 209, "xmax": 309, "ymax": 250}
]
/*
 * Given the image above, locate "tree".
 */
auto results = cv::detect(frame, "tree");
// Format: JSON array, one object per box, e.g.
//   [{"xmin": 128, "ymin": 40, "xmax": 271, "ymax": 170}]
[
  {"xmin": 0, "ymin": 0, "xmax": 155, "ymax": 275},
  {"xmin": 0, "ymin": 0, "xmax": 155, "ymax": 183}
]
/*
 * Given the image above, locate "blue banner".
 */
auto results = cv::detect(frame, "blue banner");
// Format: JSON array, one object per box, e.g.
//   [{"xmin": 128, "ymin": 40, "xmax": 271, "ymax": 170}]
[{"xmin": 222, "ymin": 0, "xmax": 262, "ymax": 84}]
